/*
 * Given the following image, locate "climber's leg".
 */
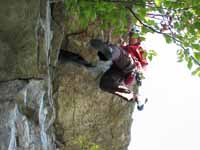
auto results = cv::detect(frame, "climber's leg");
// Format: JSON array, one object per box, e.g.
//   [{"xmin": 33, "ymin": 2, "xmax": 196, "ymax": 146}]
[{"xmin": 99, "ymin": 65, "xmax": 135, "ymax": 101}]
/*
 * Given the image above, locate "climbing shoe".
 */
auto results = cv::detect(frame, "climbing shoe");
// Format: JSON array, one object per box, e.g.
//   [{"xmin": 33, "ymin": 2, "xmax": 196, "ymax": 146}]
[{"xmin": 135, "ymin": 96, "xmax": 148, "ymax": 111}]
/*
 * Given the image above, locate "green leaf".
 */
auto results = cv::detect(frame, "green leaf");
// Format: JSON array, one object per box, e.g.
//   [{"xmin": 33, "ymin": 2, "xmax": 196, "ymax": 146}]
[
  {"xmin": 183, "ymin": 41, "xmax": 189, "ymax": 47},
  {"xmin": 177, "ymin": 49, "xmax": 184, "ymax": 62},
  {"xmin": 192, "ymin": 44, "xmax": 200, "ymax": 51},
  {"xmin": 146, "ymin": 19, "xmax": 157, "ymax": 26},
  {"xmin": 155, "ymin": 0, "xmax": 162, "ymax": 6},
  {"xmin": 146, "ymin": 49, "xmax": 157, "ymax": 61},
  {"xmin": 137, "ymin": 7, "xmax": 147, "ymax": 18},
  {"xmin": 177, "ymin": 59, "xmax": 183, "ymax": 62},
  {"xmin": 177, "ymin": 49, "xmax": 183, "ymax": 55},
  {"xmin": 192, "ymin": 67, "xmax": 200, "ymax": 77},
  {"xmin": 80, "ymin": 17, "xmax": 89, "ymax": 28},
  {"xmin": 174, "ymin": 22, "xmax": 181, "ymax": 30},
  {"xmin": 187, "ymin": 58, "xmax": 193, "ymax": 70},
  {"xmin": 148, "ymin": 55, "xmax": 153, "ymax": 61},
  {"xmin": 194, "ymin": 52, "xmax": 200, "ymax": 62},
  {"xmin": 90, "ymin": 144, "xmax": 100, "ymax": 150},
  {"xmin": 184, "ymin": 53, "xmax": 189, "ymax": 62},
  {"xmin": 149, "ymin": 50, "xmax": 158, "ymax": 56},
  {"xmin": 164, "ymin": 35, "xmax": 172, "ymax": 44},
  {"xmin": 140, "ymin": 36, "xmax": 146, "ymax": 41}
]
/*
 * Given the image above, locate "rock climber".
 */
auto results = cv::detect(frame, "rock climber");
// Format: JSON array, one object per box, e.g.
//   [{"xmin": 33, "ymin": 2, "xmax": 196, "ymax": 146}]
[{"xmin": 90, "ymin": 26, "xmax": 148, "ymax": 111}]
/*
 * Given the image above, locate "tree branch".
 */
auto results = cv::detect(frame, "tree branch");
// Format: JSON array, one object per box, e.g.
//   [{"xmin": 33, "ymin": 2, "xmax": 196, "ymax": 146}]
[
  {"xmin": 127, "ymin": 7, "xmax": 162, "ymax": 34},
  {"xmin": 127, "ymin": 7, "xmax": 200, "ymax": 66},
  {"xmin": 175, "ymin": 42, "xmax": 200, "ymax": 66},
  {"xmin": 147, "ymin": 13, "xmax": 167, "ymax": 17},
  {"xmin": 89, "ymin": 0, "xmax": 200, "ymax": 12}
]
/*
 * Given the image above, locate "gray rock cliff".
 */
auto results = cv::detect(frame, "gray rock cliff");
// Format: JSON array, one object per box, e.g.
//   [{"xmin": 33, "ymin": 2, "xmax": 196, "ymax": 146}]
[
  {"xmin": 0, "ymin": 0, "xmax": 64, "ymax": 149},
  {"xmin": 0, "ymin": 1, "xmax": 135, "ymax": 150}
]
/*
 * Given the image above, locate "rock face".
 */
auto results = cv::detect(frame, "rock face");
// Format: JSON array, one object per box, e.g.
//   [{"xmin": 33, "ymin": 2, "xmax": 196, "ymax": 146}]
[
  {"xmin": 0, "ymin": 80, "xmax": 55, "ymax": 150},
  {"xmin": 54, "ymin": 62, "xmax": 134, "ymax": 150},
  {"xmin": 0, "ymin": 1, "xmax": 135, "ymax": 150},
  {"xmin": 0, "ymin": 0, "xmax": 64, "ymax": 149}
]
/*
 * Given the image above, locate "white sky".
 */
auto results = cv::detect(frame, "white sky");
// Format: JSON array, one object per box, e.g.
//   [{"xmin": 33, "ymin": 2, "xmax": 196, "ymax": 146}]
[{"xmin": 129, "ymin": 34, "xmax": 200, "ymax": 150}]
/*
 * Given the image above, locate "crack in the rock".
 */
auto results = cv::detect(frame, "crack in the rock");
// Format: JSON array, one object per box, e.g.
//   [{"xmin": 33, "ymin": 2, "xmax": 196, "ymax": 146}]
[
  {"xmin": 58, "ymin": 49, "xmax": 96, "ymax": 68},
  {"xmin": 0, "ymin": 77, "xmax": 45, "ymax": 84}
]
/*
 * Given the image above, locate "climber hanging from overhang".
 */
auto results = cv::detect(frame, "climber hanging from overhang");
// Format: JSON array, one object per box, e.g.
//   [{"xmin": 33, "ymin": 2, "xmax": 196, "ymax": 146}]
[{"xmin": 90, "ymin": 25, "xmax": 148, "ymax": 111}]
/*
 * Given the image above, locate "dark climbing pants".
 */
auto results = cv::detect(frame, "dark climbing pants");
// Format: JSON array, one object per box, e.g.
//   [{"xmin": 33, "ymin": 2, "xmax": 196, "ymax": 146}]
[{"xmin": 100, "ymin": 65, "xmax": 129, "ymax": 94}]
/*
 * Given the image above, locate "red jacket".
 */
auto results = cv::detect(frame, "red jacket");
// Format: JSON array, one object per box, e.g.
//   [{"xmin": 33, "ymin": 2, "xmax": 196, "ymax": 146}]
[
  {"xmin": 122, "ymin": 44, "xmax": 148, "ymax": 68},
  {"xmin": 121, "ymin": 44, "xmax": 148, "ymax": 85}
]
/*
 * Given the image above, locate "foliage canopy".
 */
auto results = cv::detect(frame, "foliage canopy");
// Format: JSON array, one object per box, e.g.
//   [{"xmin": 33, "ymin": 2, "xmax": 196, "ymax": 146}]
[{"xmin": 64, "ymin": 0, "xmax": 200, "ymax": 76}]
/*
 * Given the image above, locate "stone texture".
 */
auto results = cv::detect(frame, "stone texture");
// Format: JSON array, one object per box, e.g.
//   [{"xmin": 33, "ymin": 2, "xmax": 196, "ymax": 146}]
[
  {"xmin": 0, "ymin": 80, "xmax": 56, "ymax": 150},
  {"xmin": 62, "ymin": 37, "xmax": 99, "ymax": 65},
  {"xmin": 0, "ymin": 0, "xmax": 42, "ymax": 80},
  {"xmin": 0, "ymin": 0, "xmax": 64, "ymax": 81},
  {"xmin": 0, "ymin": 0, "xmax": 65, "ymax": 150},
  {"xmin": 54, "ymin": 62, "xmax": 135, "ymax": 150},
  {"xmin": 0, "ymin": 0, "xmax": 135, "ymax": 149}
]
